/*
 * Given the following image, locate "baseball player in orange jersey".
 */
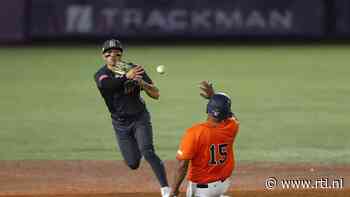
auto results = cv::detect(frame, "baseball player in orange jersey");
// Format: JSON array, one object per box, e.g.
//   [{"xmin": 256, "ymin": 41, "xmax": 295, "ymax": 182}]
[{"xmin": 170, "ymin": 81, "xmax": 240, "ymax": 197}]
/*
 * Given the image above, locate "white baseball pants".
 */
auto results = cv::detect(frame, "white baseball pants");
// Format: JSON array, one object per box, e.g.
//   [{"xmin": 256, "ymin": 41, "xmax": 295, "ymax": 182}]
[{"xmin": 186, "ymin": 178, "xmax": 231, "ymax": 197}]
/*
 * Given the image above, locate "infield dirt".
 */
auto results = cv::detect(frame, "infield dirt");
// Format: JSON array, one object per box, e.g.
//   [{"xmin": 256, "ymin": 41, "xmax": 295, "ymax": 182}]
[{"xmin": 0, "ymin": 161, "xmax": 348, "ymax": 196}]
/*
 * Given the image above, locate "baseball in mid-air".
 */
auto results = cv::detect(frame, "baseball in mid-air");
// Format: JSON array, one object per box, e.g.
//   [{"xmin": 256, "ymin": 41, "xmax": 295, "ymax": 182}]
[{"xmin": 156, "ymin": 65, "xmax": 165, "ymax": 74}]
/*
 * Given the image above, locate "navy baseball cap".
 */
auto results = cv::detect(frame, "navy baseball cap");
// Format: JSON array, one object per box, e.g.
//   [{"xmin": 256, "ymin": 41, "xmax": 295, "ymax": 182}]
[
  {"xmin": 102, "ymin": 39, "xmax": 123, "ymax": 53},
  {"xmin": 207, "ymin": 92, "xmax": 233, "ymax": 121}
]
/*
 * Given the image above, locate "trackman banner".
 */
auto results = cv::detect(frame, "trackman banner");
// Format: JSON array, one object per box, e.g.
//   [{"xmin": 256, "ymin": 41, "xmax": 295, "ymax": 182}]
[
  {"xmin": 66, "ymin": 8, "xmax": 294, "ymax": 34},
  {"xmin": 30, "ymin": 0, "xmax": 324, "ymax": 38}
]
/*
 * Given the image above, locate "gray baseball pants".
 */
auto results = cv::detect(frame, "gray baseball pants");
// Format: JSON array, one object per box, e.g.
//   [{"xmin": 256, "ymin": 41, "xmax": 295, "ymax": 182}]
[{"xmin": 112, "ymin": 111, "xmax": 168, "ymax": 187}]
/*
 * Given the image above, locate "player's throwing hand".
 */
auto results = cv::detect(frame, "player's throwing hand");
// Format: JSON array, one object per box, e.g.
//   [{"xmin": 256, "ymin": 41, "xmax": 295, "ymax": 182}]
[{"xmin": 126, "ymin": 65, "xmax": 144, "ymax": 80}]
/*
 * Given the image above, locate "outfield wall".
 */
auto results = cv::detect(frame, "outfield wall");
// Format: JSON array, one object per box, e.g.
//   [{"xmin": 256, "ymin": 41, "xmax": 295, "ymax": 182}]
[
  {"xmin": 2, "ymin": 0, "xmax": 350, "ymax": 42},
  {"xmin": 0, "ymin": 0, "xmax": 27, "ymax": 42}
]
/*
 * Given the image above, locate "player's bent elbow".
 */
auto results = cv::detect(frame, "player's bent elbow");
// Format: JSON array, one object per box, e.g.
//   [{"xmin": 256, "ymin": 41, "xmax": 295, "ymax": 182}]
[
  {"xmin": 152, "ymin": 87, "xmax": 160, "ymax": 99},
  {"xmin": 153, "ymin": 92, "xmax": 160, "ymax": 100},
  {"xmin": 148, "ymin": 91, "xmax": 160, "ymax": 100}
]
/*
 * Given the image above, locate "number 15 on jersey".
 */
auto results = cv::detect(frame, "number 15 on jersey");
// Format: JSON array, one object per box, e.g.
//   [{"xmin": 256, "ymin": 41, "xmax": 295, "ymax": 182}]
[{"xmin": 209, "ymin": 144, "xmax": 228, "ymax": 165}]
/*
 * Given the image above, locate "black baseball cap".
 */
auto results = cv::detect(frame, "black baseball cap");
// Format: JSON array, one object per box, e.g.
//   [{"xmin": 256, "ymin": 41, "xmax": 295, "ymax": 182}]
[{"xmin": 102, "ymin": 39, "xmax": 123, "ymax": 53}]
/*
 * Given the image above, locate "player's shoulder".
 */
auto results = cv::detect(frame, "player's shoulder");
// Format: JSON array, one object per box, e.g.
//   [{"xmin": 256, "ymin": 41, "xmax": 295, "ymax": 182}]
[
  {"xmin": 95, "ymin": 64, "xmax": 108, "ymax": 74},
  {"xmin": 94, "ymin": 65, "xmax": 109, "ymax": 78},
  {"xmin": 230, "ymin": 117, "xmax": 240, "ymax": 128},
  {"xmin": 186, "ymin": 121, "xmax": 209, "ymax": 133}
]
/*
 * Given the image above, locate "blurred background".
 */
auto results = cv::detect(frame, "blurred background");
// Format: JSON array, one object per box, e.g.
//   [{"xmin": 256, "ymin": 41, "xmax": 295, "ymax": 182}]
[{"xmin": 0, "ymin": 0, "xmax": 349, "ymax": 163}]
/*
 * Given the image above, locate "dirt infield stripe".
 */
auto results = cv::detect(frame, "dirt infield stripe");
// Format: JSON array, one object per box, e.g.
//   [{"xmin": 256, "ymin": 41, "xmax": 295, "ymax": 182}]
[
  {"xmin": 0, "ymin": 160, "xmax": 349, "ymax": 195},
  {"xmin": 1, "ymin": 190, "xmax": 350, "ymax": 197}
]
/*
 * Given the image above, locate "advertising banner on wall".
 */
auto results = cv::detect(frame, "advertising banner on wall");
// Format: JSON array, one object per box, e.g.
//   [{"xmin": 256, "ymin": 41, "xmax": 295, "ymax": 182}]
[{"xmin": 29, "ymin": 0, "xmax": 325, "ymax": 38}]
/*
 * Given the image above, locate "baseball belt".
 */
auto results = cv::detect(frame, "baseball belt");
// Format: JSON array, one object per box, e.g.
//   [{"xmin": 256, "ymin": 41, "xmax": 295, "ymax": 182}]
[{"xmin": 196, "ymin": 178, "xmax": 227, "ymax": 188}]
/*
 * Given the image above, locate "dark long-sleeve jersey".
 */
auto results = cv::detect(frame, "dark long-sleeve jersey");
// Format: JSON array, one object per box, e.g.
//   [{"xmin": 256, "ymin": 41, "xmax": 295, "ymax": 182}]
[{"xmin": 94, "ymin": 64, "xmax": 153, "ymax": 119}]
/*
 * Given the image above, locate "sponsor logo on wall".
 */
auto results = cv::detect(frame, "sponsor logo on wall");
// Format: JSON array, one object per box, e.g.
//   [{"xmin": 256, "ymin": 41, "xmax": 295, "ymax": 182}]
[
  {"xmin": 29, "ymin": 0, "xmax": 325, "ymax": 38},
  {"xmin": 66, "ymin": 6, "xmax": 293, "ymax": 34}
]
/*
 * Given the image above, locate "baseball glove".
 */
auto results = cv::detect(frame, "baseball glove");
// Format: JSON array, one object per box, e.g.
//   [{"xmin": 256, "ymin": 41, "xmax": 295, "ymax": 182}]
[
  {"xmin": 199, "ymin": 80, "xmax": 215, "ymax": 99},
  {"xmin": 110, "ymin": 61, "xmax": 134, "ymax": 75}
]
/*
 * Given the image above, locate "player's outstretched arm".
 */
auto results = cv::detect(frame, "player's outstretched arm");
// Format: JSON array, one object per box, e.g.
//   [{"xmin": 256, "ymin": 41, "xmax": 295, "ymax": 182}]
[
  {"xmin": 126, "ymin": 64, "xmax": 160, "ymax": 99},
  {"xmin": 138, "ymin": 80, "xmax": 160, "ymax": 99},
  {"xmin": 170, "ymin": 159, "xmax": 189, "ymax": 197}
]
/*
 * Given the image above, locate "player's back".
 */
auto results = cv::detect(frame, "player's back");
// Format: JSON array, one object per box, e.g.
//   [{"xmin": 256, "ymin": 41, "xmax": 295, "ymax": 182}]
[{"xmin": 186, "ymin": 117, "xmax": 239, "ymax": 184}]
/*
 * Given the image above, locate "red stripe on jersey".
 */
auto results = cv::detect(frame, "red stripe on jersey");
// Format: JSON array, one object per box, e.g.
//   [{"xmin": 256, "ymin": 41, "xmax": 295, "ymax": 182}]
[{"xmin": 98, "ymin": 75, "xmax": 109, "ymax": 81}]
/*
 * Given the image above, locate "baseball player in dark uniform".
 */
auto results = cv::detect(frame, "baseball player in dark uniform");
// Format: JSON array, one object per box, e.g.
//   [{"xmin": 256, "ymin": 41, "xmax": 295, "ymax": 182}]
[{"xmin": 94, "ymin": 39, "xmax": 170, "ymax": 197}]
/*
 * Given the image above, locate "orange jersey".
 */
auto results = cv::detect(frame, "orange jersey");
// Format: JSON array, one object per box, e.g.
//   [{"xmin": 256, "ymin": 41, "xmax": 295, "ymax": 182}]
[{"xmin": 176, "ymin": 117, "xmax": 239, "ymax": 184}]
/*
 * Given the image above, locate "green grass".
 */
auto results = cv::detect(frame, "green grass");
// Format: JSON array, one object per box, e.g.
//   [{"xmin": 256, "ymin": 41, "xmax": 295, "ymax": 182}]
[{"xmin": 0, "ymin": 44, "xmax": 349, "ymax": 163}]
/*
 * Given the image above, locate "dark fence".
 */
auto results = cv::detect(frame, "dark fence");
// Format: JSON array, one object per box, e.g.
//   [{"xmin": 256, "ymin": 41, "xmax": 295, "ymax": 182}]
[
  {"xmin": 335, "ymin": 0, "xmax": 350, "ymax": 37},
  {"xmin": 1, "ymin": 0, "xmax": 350, "ymax": 42},
  {"xmin": 0, "ymin": 0, "xmax": 27, "ymax": 42}
]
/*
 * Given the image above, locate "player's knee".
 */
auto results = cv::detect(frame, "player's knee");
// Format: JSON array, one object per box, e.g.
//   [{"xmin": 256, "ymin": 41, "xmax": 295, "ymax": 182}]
[
  {"xmin": 125, "ymin": 161, "xmax": 140, "ymax": 170},
  {"xmin": 128, "ymin": 162, "xmax": 140, "ymax": 170}
]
